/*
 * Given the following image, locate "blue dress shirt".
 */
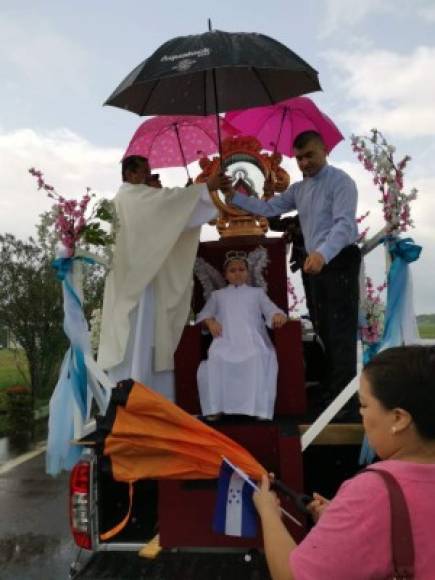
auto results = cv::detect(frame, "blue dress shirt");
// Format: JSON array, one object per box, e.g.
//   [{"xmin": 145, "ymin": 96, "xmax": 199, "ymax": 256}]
[{"xmin": 232, "ymin": 164, "xmax": 358, "ymax": 264}]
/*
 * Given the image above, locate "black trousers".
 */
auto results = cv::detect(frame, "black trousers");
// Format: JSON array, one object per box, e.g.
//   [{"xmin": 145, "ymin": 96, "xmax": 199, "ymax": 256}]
[{"xmin": 303, "ymin": 245, "xmax": 361, "ymax": 397}]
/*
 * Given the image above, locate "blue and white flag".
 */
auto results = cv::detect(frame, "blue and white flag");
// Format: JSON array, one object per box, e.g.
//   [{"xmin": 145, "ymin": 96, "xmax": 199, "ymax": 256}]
[{"xmin": 213, "ymin": 458, "xmax": 257, "ymax": 538}]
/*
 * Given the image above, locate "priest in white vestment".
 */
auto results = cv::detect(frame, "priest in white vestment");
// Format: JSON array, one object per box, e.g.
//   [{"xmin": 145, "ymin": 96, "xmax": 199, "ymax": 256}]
[{"xmin": 97, "ymin": 156, "xmax": 231, "ymax": 401}]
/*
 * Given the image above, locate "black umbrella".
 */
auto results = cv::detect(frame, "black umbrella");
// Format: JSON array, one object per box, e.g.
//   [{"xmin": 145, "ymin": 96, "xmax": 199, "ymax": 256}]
[{"xmin": 105, "ymin": 24, "xmax": 321, "ymax": 157}]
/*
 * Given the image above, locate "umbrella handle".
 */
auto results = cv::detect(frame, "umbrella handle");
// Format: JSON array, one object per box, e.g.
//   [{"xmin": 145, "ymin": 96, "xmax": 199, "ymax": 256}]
[
  {"xmin": 274, "ymin": 108, "xmax": 287, "ymax": 154},
  {"xmin": 212, "ymin": 69, "xmax": 223, "ymax": 167},
  {"xmin": 173, "ymin": 124, "xmax": 191, "ymax": 180},
  {"xmin": 271, "ymin": 479, "xmax": 313, "ymax": 515}
]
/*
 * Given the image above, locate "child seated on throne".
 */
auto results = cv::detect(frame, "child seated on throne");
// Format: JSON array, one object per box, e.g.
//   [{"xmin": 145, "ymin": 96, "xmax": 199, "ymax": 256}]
[{"xmin": 196, "ymin": 251, "xmax": 287, "ymax": 420}]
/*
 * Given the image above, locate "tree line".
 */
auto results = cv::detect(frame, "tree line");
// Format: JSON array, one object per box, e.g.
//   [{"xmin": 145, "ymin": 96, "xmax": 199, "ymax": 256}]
[{"xmin": 0, "ymin": 213, "xmax": 105, "ymax": 407}]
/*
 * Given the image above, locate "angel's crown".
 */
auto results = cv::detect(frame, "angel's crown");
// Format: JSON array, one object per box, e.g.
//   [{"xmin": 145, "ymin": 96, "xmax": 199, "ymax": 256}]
[{"xmin": 223, "ymin": 250, "xmax": 248, "ymax": 268}]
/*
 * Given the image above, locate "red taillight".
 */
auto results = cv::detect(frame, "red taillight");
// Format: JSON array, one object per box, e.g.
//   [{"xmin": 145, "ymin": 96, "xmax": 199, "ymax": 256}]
[{"xmin": 69, "ymin": 460, "xmax": 92, "ymax": 550}]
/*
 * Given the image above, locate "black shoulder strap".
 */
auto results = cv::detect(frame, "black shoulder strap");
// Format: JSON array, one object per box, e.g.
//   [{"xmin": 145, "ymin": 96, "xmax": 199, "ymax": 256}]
[{"xmin": 365, "ymin": 468, "xmax": 415, "ymax": 579}]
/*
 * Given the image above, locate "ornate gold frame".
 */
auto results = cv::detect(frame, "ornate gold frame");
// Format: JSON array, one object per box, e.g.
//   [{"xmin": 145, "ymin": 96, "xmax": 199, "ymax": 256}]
[{"xmin": 196, "ymin": 136, "xmax": 290, "ymax": 238}]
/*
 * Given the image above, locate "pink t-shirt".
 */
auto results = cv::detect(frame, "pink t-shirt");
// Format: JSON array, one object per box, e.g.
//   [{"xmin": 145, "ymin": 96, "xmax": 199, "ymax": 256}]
[{"xmin": 290, "ymin": 460, "xmax": 435, "ymax": 579}]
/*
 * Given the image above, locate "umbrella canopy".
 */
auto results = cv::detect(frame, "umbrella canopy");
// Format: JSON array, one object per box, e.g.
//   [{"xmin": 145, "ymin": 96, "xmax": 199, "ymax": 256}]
[
  {"xmin": 98, "ymin": 380, "xmax": 266, "ymax": 483},
  {"xmin": 225, "ymin": 97, "xmax": 343, "ymax": 158},
  {"xmin": 123, "ymin": 114, "xmax": 236, "ymax": 170},
  {"xmin": 104, "ymin": 29, "xmax": 321, "ymax": 117}
]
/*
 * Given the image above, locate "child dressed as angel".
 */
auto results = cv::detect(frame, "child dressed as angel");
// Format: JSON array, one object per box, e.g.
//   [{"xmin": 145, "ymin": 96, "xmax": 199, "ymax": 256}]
[{"xmin": 196, "ymin": 251, "xmax": 287, "ymax": 420}]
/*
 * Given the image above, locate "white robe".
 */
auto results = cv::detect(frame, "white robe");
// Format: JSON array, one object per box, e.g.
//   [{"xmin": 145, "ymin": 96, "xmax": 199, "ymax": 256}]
[
  {"xmin": 98, "ymin": 182, "xmax": 216, "ymax": 401},
  {"xmin": 196, "ymin": 284, "xmax": 285, "ymax": 419}
]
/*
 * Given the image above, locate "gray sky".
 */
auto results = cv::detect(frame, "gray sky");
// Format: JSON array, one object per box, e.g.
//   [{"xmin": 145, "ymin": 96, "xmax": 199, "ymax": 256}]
[{"xmin": 1, "ymin": 0, "xmax": 434, "ymax": 313}]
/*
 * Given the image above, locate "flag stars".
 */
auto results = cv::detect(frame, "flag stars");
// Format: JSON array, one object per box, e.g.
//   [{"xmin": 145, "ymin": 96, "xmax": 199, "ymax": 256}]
[{"xmin": 227, "ymin": 488, "xmax": 242, "ymax": 504}]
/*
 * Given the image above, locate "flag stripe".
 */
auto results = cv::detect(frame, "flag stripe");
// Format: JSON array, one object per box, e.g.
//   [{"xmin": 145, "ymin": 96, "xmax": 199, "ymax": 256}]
[
  {"xmin": 213, "ymin": 461, "xmax": 231, "ymax": 534},
  {"xmin": 241, "ymin": 477, "xmax": 257, "ymax": 537},
  {"xmin": 213, "ymin": 460, "xmax": 257, "ymax": 538},
  {"xmin": 225, "ymin": 472, "xmax": 243, "ymax": 536}
]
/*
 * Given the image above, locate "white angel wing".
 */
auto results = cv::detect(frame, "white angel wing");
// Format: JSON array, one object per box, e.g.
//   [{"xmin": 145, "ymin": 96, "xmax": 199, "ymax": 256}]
[
  {"xmin": 247, "ymin": 246, "xmax": 269, "ymax": 290},
  {"xmin": 194, "ymin": 247, "xmax": 269, "ymax": 299},
  {"xmin": 194, "ymin": 257, "xmax": 226, "ymax": 301}
]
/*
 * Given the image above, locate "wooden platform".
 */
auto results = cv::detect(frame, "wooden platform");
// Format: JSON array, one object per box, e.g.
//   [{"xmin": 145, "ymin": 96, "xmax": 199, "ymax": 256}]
[{"xmin": 299, "ymin": 423, "xmax": 364, "ymax": 446}]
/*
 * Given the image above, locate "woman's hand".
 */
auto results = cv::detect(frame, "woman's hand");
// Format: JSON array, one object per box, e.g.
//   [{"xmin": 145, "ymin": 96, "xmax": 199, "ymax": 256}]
[
  {"xmin": 307, "ymin": 492, "xmax": 330, "ymax": 523},
  {"xmin": 204, "ymin": 318, "xmax": 222, "ymax": 338},
  {"xmin": 272, "ymin": 313, "xmax": 288, "ymax": 328},
  {"xmin": 253, "ymin": 474, "xmax": 281, "ymax": 519},
  {"xmin": 254, "ymin": 474, "xmax": 296, "ymax": 580}
]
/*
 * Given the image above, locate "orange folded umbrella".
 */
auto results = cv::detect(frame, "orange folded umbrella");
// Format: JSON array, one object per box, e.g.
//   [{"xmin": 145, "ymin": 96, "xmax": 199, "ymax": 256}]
[
  {"xmin": 103, "ymin": 381, "xmax": 266, "ymax": 482},
  {"xmin": 96, "ymin": 381, "xmax": 266, "ymax": 541}
]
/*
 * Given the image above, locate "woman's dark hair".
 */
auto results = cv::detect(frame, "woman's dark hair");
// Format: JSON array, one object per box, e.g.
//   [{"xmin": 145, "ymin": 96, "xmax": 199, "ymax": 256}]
[
  {"xmin": 364, "ymin": 345, "xmax": 435, "ymax": 439},
  {"xmin": 121, "ymin": 155, "xmax": 148, "ymax": 181}
]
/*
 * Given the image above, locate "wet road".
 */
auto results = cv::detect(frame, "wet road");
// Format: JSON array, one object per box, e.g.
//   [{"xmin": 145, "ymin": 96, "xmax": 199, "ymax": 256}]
[{"xmin": 0, "ymin": 447, "xmax": 80, "ymax": 580}]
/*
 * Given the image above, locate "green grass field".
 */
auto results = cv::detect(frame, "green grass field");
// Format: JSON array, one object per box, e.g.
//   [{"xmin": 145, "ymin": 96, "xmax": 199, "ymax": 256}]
[
  {"xmin": 0, "ymin": 349, "xmax": 29, "ymax": 390},
  {"xmin": 0, "ymin": 350, "xmax": 29, "ymax": 436},
  {"xmin": 418, "ymin": 323, "xmax": 435, "ymax": 339}
]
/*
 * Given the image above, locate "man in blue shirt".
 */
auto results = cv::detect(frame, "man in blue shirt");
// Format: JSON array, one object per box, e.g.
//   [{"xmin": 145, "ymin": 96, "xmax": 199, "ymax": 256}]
[{"xmin": 226, "ymin": 131, "xmax": 361, "ymax": 415}]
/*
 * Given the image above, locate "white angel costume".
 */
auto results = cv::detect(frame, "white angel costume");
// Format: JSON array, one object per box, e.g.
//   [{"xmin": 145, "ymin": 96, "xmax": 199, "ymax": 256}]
[
  {"xmin": 196, "ymin": 283, "xmax": 285, "ymax": 419},
  {"xmin": 97, "ymin": 181, "xmax": 216, "ymax": 401}
]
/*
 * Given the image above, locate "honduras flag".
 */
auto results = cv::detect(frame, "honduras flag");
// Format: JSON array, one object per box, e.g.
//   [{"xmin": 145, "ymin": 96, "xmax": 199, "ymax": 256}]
[{"xmin": 213, "ymin": 458, "xmax": 258, "ymax": 538}]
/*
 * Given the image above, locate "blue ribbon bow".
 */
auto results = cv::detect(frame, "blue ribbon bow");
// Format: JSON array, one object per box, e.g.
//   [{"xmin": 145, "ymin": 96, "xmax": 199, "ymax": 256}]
[{"xmin": 382, "ymin": 237, "xmax": 421, "ymax": 350}]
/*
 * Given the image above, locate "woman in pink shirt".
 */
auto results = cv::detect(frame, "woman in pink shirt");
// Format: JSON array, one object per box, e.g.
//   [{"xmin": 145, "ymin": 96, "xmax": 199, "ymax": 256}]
[{"xmin": 254, "ymin": 345, "xmax": 435, "ymax": 580}]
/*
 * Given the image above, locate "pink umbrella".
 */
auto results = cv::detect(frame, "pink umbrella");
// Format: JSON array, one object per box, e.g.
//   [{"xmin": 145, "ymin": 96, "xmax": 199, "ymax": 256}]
[
  {"xmin": 123, "ymin": 115, "xmax": 236, "ymax": 179},
  {"xmin": 225, "ymin": 97, "xmax": 343, "ymax": 158}
]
